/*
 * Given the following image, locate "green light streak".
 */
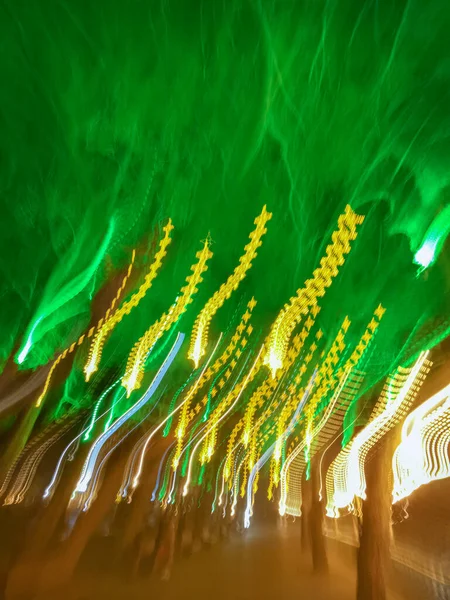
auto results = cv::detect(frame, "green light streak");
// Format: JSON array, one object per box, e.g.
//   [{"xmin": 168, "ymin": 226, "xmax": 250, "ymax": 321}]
[
  {"xmin": 104, "ymin": 387, "xmax": 126, "ymax": 431},
  {"xmin": 83, "ymin": 379, "xmax": 120, "ymax": 441},
  {"xmin": 15, "ymin": 219, "xmax": 115, "ymax": 367},
  {"xmin": 16, "ymin": 317, "xmax": 42, "ymax": 364}
]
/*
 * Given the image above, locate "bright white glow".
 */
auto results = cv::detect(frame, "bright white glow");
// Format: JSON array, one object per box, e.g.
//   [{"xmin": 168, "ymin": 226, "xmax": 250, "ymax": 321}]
[
  {"xmin": 393, "ymin": 383, "xmax": 450, "ymax": 502},
  {"xmin": 414, "ymin": 240, "xmax": 437, "ymax": 270},
  {"xmin": 16, "ymin": 318, "xmax": 42, "ymax": 364}
]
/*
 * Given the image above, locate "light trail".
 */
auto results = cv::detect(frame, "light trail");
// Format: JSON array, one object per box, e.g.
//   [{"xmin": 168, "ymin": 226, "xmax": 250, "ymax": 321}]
[
  {"xmin": 74, "ymin": 333, "xmax": 184, "ymax": 494},
  {"xmin": 128, "ymin": 334, "xmax": 222, "ymax": 491},
  {"xmin": 393, "ymin": 383, "xmax": 450, "ymax": 502},
  {"xmin": 326, "ymin": 352, "xmax": 430, "ymax": 517},
  {"xmin": 182, "ymin": 347, "xmax": 262, "ymax": 497}
]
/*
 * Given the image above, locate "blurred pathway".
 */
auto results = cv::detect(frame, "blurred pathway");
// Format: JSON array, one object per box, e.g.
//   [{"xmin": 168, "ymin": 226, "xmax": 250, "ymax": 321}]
[{"xmin": 38, "ymin": 521, "xmax": 360, "ymax": 600}]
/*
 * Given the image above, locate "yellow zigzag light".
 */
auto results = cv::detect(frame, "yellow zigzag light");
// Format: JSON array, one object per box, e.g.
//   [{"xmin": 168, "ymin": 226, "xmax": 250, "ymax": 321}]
[
  {"xmin": 36, "ymin": 248, "xmax": 137, "ymax": 407},
  {"xmin": 272, "ymin": 325, "xmax": 322, "ymax": 477},
  {"xmin": 84, "ymin": 221, "xmax": 174, "ymax": 382},
  {"xmin": 264, "ymin": 205, "xmax": 364, "ymax": 378},
  {"xmin": 198, "ymin": 344, "xmax": 263, "ymax": 465},
  {"xmin": 282, "ymin": 305, "xmax": 386, "ymax": 507},
  {"xmin": 188, "ymin": 206, "xmax": 271, "ymax": 368},
  {"xmin": 393, "ymin": 383, "xmax": 450, "ymax": 503},
  {"xmin": 122, "ymin": 239, "xmax": 212, "ymax": 396},
  {"xmin": 173, "ymin": 299, "xmax": 256, "ymax": 470},
  {"xmin": 278, "ymin": 318, "xmax": 350, "ymax": 515},
  {"xmin": 226, "ymin": 316, "xmax": 321, "ymax": 493},
  {"xmin": 326, "ymin": 351, "xmax": 431, "ymax": 517},
  {"xmin": 182, "ymin": 347, "xmax": 263, "ymax": 498}
]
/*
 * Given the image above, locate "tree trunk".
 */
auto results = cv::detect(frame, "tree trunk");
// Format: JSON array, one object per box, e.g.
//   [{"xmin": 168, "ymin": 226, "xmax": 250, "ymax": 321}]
[
  {"xmin": 153, "ymin": 507, "xmax": 179, "ymax": 580},
  {"xmin": 357, "ymin": 437, "xmax": 393, "ymax": 600},
  {"xmin": 309, "ymin": 457, "xmax": 328, "ymax": 573},
  {"xmin": 4, "ymin": 444, "xmax": 91, "ymax": 600},
  {"xmin": 0, "ymin": 404, "xmax": 43, "ymax": 486},
  {"xmin": 301, "ymin": 472, "xmax": 312, "ymax": 554},
  {"xmin": 36, "ymin": 445, "xmax": 131, "ymax": 595},
  {"xmin": 120, "ymin": 436, "xmax": 173, "ymax": 554}
]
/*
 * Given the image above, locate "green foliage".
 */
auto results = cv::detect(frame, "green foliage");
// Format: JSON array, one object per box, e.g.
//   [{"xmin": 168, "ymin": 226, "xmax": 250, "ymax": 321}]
[{"xmin": 1, "ymin": 0, "xmax": 448, "ymax": 395}]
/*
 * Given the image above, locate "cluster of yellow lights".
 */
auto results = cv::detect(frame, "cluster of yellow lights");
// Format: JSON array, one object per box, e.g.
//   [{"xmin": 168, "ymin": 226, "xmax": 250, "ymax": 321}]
[
  {"xmin": 122, "ymin": 239, "xmax": 212, "ymax": 396},
  {"xmin": 242, "ymin": 379, "xmax": 276, "ymax": 448},
  {"xmin": 343, "ymin": 305, "xmax": 386, "ymax": 372},
  {"xmin": 35, "ymin": 248, "xmax": 138, "ymax": 407},
  {"xmin": 182, "ymin": 347, "xmax": 263, "ymax": 498},
  {"xmin": 224, "ymin": 422, "xmax": 243, "ymax": 481},
  {"xmin": 278, "ymin": 318, "xmax": 350, "ymax": 515},
  {"xmin": 280, "ymin": 372, "xmax": 352, "ymax": 516},
  {"xmin": 270, "ymin": 323, "xmax": 322, "ymax": 488},
  {"xmin": 84, "ymin": 221, "xmax": 174, "ymax": 382},
  {"xmin": 392, "ymin": 383, "xmax": 450, "ymax": 503},
  {"xmin": 279, "ymin": 305, "xmax": 385, "ymax": 514},
  {"xmin": 263, "ymin": 205, "xmax": 364, "ymax": 378},
  {"xmin": 226, "ymin": 323, "xmax": 314, "ymax": 490},
  {"xmin": 173, "ymin": 299, "xmax": 257, "ymax": 469},
  {"xmin": 326, "ymin": 351, "xmax": 431, "ymax": 518},
  {"xmin": 226, "ymin": 317, "xmax": 320, "ymax": 503},
  {"xmin": 304, "ymin": 317, "xmax": 350, "ymax": 429},
  {"xmin": 198, "ymin": 344, "xmax": 263, "ymax": 465},
  {"xmin": 188, "ymin": 207, "xmax": 271, "ymax": 368},
  {"xmin": 238, "ymin": 424, "xmax": 268, "ymax": 500},
  {"xmin": 227, "ymin": 319, "xmax": 321, "ymax": 503}
]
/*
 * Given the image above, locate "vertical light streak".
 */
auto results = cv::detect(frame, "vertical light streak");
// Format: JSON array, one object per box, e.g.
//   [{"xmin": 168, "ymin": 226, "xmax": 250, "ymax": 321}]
[
  {"xmin": 103, "ymin": 388, "xmax": 126, "ymax": 432},
  {"xmin": 176, "ymin": 298, "xmax": 256, "ymax": 469},
  {"xmin": 279, "ymin": 370, "xmax": 349, "ymax": 517},
  {"xmin": 116, "ymin": 387, "xmax": 167, "ymax": 499},
  {"xmin": 317, "ymin": 370, "xmax": 367, "ymax": 500},
  {"xmin": 43, "ymin": 399, "xmax": 126, "ymax": 500},
  {"xmin": 83, "ymin": 379, "xmax": 120, "ymax": 441},
  {"xmin": 151, "ymin": 442, "xmax": 175, "ymax": 501}
]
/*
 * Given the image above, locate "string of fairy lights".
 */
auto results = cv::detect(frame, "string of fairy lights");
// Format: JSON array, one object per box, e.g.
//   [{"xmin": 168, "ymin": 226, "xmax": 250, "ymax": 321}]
[{"xmin": 1, "ymin": 204, "xmax": 449, "ymax": 535}]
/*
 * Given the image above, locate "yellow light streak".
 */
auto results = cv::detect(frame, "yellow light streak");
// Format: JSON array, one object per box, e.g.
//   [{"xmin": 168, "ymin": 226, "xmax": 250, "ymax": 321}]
[
  {"xmin": 182, "ymin": 347, "xmax": 263, "ymax": 497},
  {"xmin": 263, "ymin": 205, "xmax": 364, "ymax": 377},
  {"xmin": 174, "ymin": 300, "xmax": 257, "ymax": 469},
  {"xmin": 122, "ymin": 238, "xmax": 212, "ymax": 396},
  {"xmin": 84, "ymin": 221, "xmax": 173, "ymax": 382},
  {"xmin": 188, "ymin": 207, "xmax": 270, "ymax": 367}
]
